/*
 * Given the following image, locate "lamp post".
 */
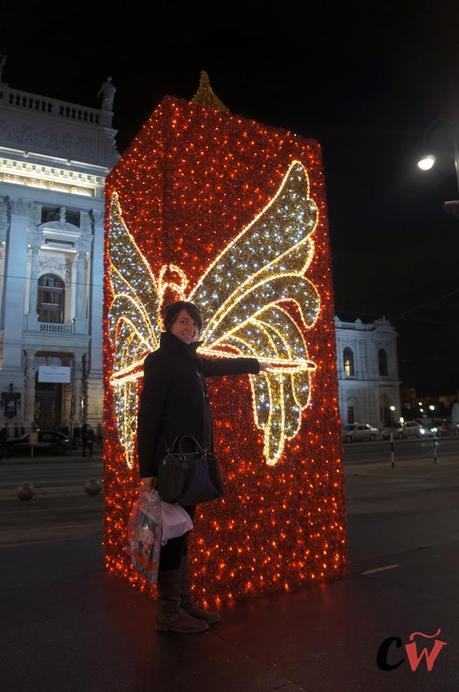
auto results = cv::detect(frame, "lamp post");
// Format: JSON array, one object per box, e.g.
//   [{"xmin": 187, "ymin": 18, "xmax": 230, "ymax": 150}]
[
  {"xmin": 389, "ymin": 404, "xmax": 396, "ymax": 425},
  {"xmin": 417, "ymin": 118, "xmax": 459, "ymax": 218}
]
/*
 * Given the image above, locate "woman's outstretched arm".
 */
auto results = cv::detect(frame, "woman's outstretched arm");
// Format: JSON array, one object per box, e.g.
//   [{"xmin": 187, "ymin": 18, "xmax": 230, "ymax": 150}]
[{"xmin": 200, "ymin": 356, "xmax": 263, "ymax": 378}]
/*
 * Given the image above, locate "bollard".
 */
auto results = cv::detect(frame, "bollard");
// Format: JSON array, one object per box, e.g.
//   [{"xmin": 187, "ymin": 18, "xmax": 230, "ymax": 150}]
[
  {"xmin": 433, "ymin": 435, "xmax": 439, "ymax": 464},
  {"xmin": 84, "ymin": 479, "xmax": 102, "ymax": 496},
  {"xmin": 16, "ymin": 483, "xmax": 36, "ymax": 501},
  {"xmin": 389, "ymin": 432, "xmax": 395, "ymax": 469}
]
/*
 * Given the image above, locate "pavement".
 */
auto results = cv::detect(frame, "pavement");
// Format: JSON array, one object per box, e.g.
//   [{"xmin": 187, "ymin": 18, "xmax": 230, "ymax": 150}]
[{"xmin": 2, "ymin": 455, "xmax": 459, "ymax": 692}]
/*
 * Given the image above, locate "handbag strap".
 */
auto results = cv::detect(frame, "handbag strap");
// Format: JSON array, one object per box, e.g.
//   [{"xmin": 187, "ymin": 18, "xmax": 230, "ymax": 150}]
[{"xmin": 175, "ymin": 433, "xmax": 204, "ymax": 454}]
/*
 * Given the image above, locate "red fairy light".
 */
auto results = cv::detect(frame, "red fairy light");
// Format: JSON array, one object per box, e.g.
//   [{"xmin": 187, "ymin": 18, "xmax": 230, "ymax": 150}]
[{"xmin": 103, "ymin": 96, "xmax": 348, "ymax": 605}]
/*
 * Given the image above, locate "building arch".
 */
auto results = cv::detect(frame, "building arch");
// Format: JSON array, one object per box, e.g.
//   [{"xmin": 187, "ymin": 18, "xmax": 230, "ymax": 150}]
[
  {"xmin": 345, "ymin": 394, "xmax": 357, "ymax": 424},
  {"xmin": 378, "ymin": 348, "xmax": 388, "ymax": 376},
  {"xmin": 343, "ymin": 347, "xmax": 355, "ymax": 377},
  {"xmin": 37, "ymin": 273, "xmax": 65, "ymax": 323}
]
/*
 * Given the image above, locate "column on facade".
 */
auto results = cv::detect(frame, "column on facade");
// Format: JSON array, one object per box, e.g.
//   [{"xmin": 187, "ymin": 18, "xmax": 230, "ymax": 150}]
[
  {"xmin": 2, "ymin": 198, "xmax": 29, "ymax": 369},
  {"xmin": 27, "ymin": 241, "xmax": 41, "ymax": 330},
  {"xmin": 24, "ymin": 349, "xmax": 37, "ymax": 428},
  {"xmin": 65, "ymin": 254, "xmax": 74, "ymax": 324},
  {"xmin": 355, "ymin": 340, "xmax": 363, "ymax": 380},
  {"xmin": 72, "ymin": 355, "xmax": 83, "ymax": 426},
  {"xmin": 336, "ymin": 334, "xmax": 343, "ymax": 379},
  {"xmin": 61, "ymin": 355, "xmax": 74, "ymax": 428},
  {"xmin": 86, "ymin": 208, "xmax": 103, "ymax": 427},
  {"xmin": 74, "ymin": 249, "xmax": 87, "ymax": 331},
  {"xmin": 0, "ymin": 198, "xmax": 31, "ymax": 426},
  {"xmin": 0, "ymin": 242, "xmax": 5, "ymax": 326}
]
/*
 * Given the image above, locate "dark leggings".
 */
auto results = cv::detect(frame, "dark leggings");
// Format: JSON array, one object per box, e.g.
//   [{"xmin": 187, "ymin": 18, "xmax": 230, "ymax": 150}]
[{"xmin": 158, "ymin": 505, "xmax": 195, "ymax": 572}]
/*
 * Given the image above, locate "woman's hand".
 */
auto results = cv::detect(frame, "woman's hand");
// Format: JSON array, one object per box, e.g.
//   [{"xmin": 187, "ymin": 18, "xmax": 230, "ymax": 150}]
[
  {"xmin": 258, "ymin": 360, "xmax": 269, "ymax": 372},
  {"xmin": 141, "ymin": 476, "xmax": 156, "ymax": 491}
]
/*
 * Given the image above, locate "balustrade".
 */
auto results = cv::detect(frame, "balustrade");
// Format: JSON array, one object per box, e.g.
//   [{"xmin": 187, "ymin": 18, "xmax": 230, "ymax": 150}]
[
  {"xmin": 0, "ymin": 86, "xmax": 101, "ymax": 125},
  {"xmin": 39, "ymin": 322, "xmax": 75, "ymax": 335}
]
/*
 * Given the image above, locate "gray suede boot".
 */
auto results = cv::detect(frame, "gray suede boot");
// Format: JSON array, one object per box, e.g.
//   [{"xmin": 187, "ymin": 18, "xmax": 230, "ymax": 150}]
[
  {"xmin": 155, "ymin": 569, "xmax": 209, "ymax": 633},
  {"xmin": 180, "ymin": 557, "xmax": 221, "ymax": 625}
]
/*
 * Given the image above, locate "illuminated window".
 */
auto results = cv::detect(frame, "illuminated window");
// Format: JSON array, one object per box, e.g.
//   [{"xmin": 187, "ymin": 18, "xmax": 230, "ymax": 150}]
[
  {"xmin": 343, "ymin": 347, "xmax": 354, "ymax": 377},
  {"xmin": 378, "ymin": 349, "xmax": 388, "ymax": 376},
  {"xmin": 37, "ymin": 274, "xmax": 65, "ymax": 323}
]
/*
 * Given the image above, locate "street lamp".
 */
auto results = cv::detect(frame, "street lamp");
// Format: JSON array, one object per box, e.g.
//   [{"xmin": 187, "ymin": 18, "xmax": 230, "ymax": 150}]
[
  {"xmin": 417, "ymin": 155, "xmax": 436, "ymax": 171},
  {"xmin": 417, "ymin": 118, "xmax": 459, "ymax": 217},
  {"xmin": 389, "ymin": 404, "xmax": 396, "ymax": 425}
]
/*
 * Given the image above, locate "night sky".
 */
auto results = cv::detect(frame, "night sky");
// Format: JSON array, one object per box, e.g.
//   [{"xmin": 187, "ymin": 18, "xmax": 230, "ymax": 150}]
[{"xmin": 2, "ymin": 1, "xmax": 459, "ymax": 395}]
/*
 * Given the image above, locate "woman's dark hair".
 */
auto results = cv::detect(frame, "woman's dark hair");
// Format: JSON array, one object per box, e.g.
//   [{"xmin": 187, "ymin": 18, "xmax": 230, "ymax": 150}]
[{"xmin": 163, "ymin": 301, "xmax": 203, "ymax": 332}]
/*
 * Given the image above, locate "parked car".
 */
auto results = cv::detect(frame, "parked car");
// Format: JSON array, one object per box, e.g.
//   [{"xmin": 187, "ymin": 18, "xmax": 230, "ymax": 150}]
[
  {"xmin": 342, "ymin": 423, "xmax": 380, "ymax": 442},
  {"xmin": 9, "ymin": 430, "xmax": 72, "ymax": 456},
  {"xmin": 401, "ymin": 421, "xmax": 429, "ymax": 438},
  {"xmin": 433, "ymin": 421, "xmax": 459, "ymax": 437}
]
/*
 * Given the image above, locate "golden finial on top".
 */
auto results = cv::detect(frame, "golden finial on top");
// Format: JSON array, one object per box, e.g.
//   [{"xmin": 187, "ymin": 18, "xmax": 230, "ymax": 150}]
[{"xmin": 191, "ymin": 71, "xmax": 229, "ymax": 112}]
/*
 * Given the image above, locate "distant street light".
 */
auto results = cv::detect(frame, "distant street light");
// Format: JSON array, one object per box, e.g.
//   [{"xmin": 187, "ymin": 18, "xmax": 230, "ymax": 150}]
[
  {"xmin": 417, "ymin": 118, "xmax": 459, "ymax": 217},
  {"xmin": 417, "ymin": 155, "xmax": 436, "ymax": 171},
  {"xmin": 389, "ymin": 405, "xmax": 396, "ymax": 425},
  {"xmin": 429, "ymin": 404, "xmax": 435, "ymax": 411}
]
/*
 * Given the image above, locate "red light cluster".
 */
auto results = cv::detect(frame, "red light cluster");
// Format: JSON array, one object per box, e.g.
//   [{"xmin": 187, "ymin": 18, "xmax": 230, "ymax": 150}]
[{"xmin": 103, "ymin": 96, "xmax": 348, "ymax": 605}]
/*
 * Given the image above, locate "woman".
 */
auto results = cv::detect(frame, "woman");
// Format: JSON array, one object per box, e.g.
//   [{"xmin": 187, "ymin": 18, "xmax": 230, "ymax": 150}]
[{"xmin": 137, "ymin": 300, "xmax": 265, "ymax": 633}]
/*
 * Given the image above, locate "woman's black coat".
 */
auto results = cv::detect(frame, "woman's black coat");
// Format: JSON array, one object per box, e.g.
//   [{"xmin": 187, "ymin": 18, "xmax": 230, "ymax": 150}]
[{"xmin": 137, "ymin": 331, "xmax": 260, "ymax": 478}]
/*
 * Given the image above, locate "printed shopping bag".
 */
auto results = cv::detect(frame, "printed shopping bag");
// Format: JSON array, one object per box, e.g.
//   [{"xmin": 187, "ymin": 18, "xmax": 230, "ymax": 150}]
[{"xmin": 127, "ymin": 488, "xmax": 162, "ymax": 584}]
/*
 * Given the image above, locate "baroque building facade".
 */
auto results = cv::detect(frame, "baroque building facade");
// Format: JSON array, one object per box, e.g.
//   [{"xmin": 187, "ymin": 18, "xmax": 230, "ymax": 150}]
[
  {"xmin": 0, "ymin": 73, "xmax": 118, "ymax": 433},
  {"xmin": 335, "ymin": 316, "xmax": 401, "ymax": 427}
]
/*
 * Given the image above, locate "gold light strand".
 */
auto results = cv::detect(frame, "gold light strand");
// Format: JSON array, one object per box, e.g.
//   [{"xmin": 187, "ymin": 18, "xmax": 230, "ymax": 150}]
[{"xmin": 107, "ymin": 161, "xmax": 321, "ymax": 466}]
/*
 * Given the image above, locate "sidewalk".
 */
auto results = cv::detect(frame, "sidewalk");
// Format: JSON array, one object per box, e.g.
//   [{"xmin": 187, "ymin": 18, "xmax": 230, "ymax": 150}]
[
  {"xmin": 0, "ymin": 450, "xmax": 102, "ymax": 464},
  {"xmin": 2, "ymin": 458, "xmax": 459, "ymax": 692}
]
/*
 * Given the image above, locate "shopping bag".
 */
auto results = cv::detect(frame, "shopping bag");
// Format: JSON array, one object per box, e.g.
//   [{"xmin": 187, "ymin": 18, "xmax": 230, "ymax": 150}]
[
  {"xmin": 127, "ymin": 488, "xmax": 162, "ymax": 584},
  {"xmin": 160, "ymin": 501, "xmax": 193, "ymax": 545}
]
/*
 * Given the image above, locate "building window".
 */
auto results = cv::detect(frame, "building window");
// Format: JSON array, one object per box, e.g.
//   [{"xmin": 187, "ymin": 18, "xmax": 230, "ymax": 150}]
[
  {"xmin": 41, "ymin": 206, "xmax": 60, "ymax": 223},
  {"xmin": 378, "ymin": 349, "xmax": 388, "ymax": 376},
  {"xmin": 347, "ymin": 406, "xmax": 355, "ymax": 424},
  {"xmin": 37, "ymin": 274, "xmax": 65, "ymax": 323},
  {"xmin": 343, "ymin": 347, "xmax": 354, "ymax": 377},
  {"xmin": 66, "ymin": 209, "xmax": 81, "ymax": 226}
]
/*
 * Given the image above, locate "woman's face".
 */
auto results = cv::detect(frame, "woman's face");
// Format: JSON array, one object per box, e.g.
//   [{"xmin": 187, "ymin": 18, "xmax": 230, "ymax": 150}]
[{"xmin": 170, "ymin": 309, "xmax": 200, "ymax": 344}]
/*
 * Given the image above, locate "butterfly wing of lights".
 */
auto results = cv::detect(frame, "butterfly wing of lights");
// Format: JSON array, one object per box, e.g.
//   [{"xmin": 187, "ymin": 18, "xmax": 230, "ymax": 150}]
[
  {"xmin": 108, "ymin": 192, "xmax": 161, "ymax": 468},
  {"xmin": 188, "ymin": 161, "xmax": 321, "ymax": 465}
]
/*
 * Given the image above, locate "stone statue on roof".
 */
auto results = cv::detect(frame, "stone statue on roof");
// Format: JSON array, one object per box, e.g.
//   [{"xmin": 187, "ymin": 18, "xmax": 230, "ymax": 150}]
[{"xmin": 98, "ymin": 76, "xmax": 116, "ymax": 112}]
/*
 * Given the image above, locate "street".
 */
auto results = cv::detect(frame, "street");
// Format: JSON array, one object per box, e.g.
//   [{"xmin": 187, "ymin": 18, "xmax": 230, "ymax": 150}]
[
  {"xmin": 0, "ymin": 459, "xmax": 103, "ymax": 546},
  {"xmin": 1, "ymin": 435, "xmax": 458, "ymax": 487},
  {"xmin": 342, "ymin": 435, "xmax": 459, "ymax": 465},
  {"xmin": 2, "ymin": 448, "xmax": 459, "ymax": 690},
  {"xmin": 1, "ymin": 438, "xmax": 459, "ymax": 555}
]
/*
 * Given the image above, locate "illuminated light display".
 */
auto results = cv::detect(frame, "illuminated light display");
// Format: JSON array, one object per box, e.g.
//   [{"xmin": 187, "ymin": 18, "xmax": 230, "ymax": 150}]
[
  {"xmin": 104, "ymin": 94, "xmax": 348, "ymax": 604},
  {"xmin": 108, "ymin": 160, "xmax": 319, "ymax": 465}
]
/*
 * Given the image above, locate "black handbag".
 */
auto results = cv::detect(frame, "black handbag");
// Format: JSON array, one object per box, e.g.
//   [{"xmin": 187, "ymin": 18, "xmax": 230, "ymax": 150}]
[{"xmin": 157, "ymin": 433, "xmax": 224, "ymax": 505}]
